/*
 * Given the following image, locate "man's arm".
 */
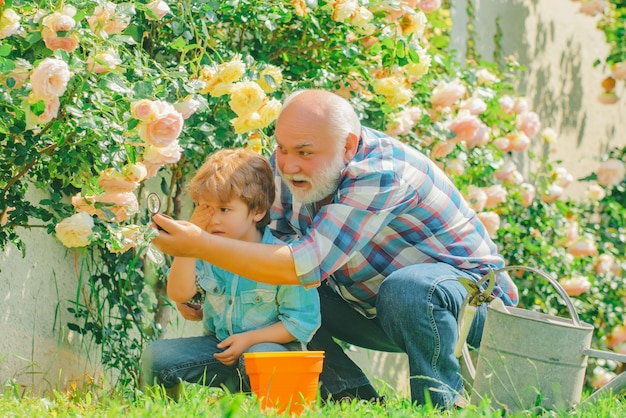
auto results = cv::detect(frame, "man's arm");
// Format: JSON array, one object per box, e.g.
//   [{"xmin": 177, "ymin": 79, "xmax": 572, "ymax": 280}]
[{"xmin": 151, "ymin": 214, "xmax": 300, "ymax": 285}]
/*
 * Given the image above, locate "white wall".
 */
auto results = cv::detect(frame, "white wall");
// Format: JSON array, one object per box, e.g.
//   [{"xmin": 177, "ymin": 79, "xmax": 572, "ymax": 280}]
[{"xmin": 2, "ymin": 0, "xmax": 625, "ymax": 397}]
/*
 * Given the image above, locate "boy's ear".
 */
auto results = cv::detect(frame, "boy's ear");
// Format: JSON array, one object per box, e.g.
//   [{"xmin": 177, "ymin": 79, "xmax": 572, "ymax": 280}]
[{"xmin": 253, "ymin": 210, "xmax": 266, "ymax": 222}]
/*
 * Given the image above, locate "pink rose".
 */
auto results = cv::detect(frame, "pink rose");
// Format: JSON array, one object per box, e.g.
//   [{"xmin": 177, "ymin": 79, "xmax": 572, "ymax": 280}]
[
  {"xmin": 42, "ymin": 10, "xmax": 76, "ymax": 32},
  {"xmin": 131, "ymin": 99, "xmax": 159, "ymax": 121},
  {"xmin": 431, "ymin": 79, "xmax": 466, "ymax": 108},
  {"xmin": 55, "ymin": 212, "xmax": 94, "ymax": 248},
  {"xmin": 508, "ymin": 132, "xmax": 530, "ymax": 152},
  {"xmin": 138, "ymin": 101, "xmax": 184, "ymax": 147},
  {"xmin": 559, "ymin": 275, "xmax": 591, "ymax": 297},
  {"xmin": 591, "ymin": 367, "xmax": 616, "ymax": 390},
  {"xmin": 24, "ymin": 95, "xmax": 60, "ymax": 128},
  {"xmin": 30, "ymin": 58, "xmax": 71, "ymax": 99},
  {"xmin": 595, "ymin": 253, "xmax": 616, "ymax": 275},
  {"xmin": 98, "ymin": 168, "xmax": 139, "ymax": 193},
  {"xmin": 465, "ymin": 124, "xmax": 490, "ymax": 149},
  {"xmin": 460, "ymin": 97, "xmax": 487, "ymax": 115},
  {"xmin": 483, "ymin": 184, "xmax": 507, "ymax": 208},
  {"xmin": 608, "ymin": 325, "xmax": 626, "ymax": 349},
  {"xmin": 86, "ymin": 50, "xmax": 121, "ymax": 74},
  {"xmin": 567, "ymin": 237, "xmax": 598, "ymax": 257},
  {"xmin": 598, "ymin": 91, "xmax": 619, "ymax": 105},
  {"xmin": 597, "ymin": 159, "xmax": 625, "ymax": 186},
  {"xmin": 476, "ymin": 68, "xmax": 499, "ymax": 85},
  {"xmin": 553, "ymin": 167, "xmax": 574, "ymax": 188},
  {"xmin": 494, "ymin": 161, "xmax": 518, "ymax": 183},
  {"xmin": 513, "ymin": 97, "xmax": 530, "ymax": 114},
  {"xmin": 517, "ymin": 111, "xmax": 541, "ymax": 138},
  {"xmin": 492, "ymin": 136, "xmax": 512, "ymax": 152},
  {"xmin": 465, "ymin": 186, "xmax": 487, "ymax": 212},
  {"xmin": 477, "ymin": 211, "xmax": 500, "ymax": 238}
]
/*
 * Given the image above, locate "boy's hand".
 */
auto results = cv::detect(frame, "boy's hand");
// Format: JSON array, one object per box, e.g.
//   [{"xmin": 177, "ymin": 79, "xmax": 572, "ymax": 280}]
[
  {"xmin": 189, "ymin": 204, "xmax": 214, "ymax": 230},
  {"xmin": 176, "ymin": 302, "xmax": 203, "ymax": 321},
  {"xmin": 214, "ymin": 333, "xmax": 253, "ymax": 366}
]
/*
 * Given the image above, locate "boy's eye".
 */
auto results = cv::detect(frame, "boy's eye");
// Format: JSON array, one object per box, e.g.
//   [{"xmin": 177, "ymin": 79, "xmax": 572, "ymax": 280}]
[{"xmin": 220, "ymin": 207, "xmax": 230, "ymax": 212}]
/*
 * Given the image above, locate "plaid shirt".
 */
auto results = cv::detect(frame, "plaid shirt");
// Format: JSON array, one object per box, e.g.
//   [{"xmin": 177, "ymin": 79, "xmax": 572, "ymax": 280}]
[
  {"xmin": 270, "ymin": 127, "xmax": 518, "ymax": 318},
  {"xmin": 196, "ymin": 227, "xmax": 321, "ymax": 343}
]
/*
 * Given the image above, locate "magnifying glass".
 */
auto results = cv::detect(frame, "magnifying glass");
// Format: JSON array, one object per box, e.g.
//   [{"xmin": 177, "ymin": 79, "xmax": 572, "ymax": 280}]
[{"xmin": 146, "ymin": 192, "xmax": 165, "ymax": 265}]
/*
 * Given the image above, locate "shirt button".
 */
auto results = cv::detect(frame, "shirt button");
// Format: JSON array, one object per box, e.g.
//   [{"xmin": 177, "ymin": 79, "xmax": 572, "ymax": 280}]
[
  {"xmin": 255, "ymin": 297, "xmax": 261, "ymax": 302},
  {"xmin": 213, "ymin": 287, "xmax": 219, "ymax": 293},
  {"xmin": 228, "ymin": 299, "xmax": 232, "ymax": 305}
]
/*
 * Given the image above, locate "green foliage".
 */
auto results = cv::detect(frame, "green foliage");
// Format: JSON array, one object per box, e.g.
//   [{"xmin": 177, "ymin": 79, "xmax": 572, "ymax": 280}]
[{"xmin": 0, "ymin": 0, "xmax": 625, "ymax": 396}]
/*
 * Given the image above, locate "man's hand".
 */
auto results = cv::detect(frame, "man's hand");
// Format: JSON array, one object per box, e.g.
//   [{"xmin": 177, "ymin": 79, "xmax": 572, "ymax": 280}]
[
  {"xmin": 176, "ymin": 302, "xmax": 203, "ymax": 321},
  {"xmin": 214, "ymin": 333, "xmax": 254, "ymax": 366},
  {"xmin": 151, "ymin": 214, "xmax": 205, "ymax": 257}
]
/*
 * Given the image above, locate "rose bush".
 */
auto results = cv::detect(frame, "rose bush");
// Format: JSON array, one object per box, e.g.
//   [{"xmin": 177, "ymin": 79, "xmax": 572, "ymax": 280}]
[{"xmin": 1, "ymin": 0, "xmax": 625, "ymax": 392}]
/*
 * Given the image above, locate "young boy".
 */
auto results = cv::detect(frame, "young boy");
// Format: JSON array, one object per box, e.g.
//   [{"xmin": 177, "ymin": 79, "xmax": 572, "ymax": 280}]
[{"xmin": 141, "ymin": 148, "xmax": 321, "ymax": 397}]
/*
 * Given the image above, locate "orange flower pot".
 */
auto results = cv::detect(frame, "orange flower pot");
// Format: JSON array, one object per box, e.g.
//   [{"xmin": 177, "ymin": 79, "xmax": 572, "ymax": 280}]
[{"xmin": 243, "ymin": 351, "xmax": 325, "ymax": 415}]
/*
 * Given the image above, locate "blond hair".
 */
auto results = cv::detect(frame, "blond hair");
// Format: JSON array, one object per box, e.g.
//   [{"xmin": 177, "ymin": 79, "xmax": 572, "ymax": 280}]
[{"xmin": 189, "ymin": 148, "xmax": 274, "ymax": 229}]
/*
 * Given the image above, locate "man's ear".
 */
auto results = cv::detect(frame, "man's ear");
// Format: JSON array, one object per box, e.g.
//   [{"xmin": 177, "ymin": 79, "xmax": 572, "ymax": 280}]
[{"xmin": 343, "ymin": 131, "xmax": 359, "ymax": 162}]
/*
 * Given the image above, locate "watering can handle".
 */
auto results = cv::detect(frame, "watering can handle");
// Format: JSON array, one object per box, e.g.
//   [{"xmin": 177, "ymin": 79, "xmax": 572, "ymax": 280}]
[{"xmin": 492, "ymin": 265, "xmax": 582, "ymax": 327}]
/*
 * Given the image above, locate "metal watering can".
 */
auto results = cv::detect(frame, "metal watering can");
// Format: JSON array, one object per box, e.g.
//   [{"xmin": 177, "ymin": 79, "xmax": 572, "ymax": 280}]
[{"xmin": 455, "ymin": 265, "xmax": 626, "ymax": 412}]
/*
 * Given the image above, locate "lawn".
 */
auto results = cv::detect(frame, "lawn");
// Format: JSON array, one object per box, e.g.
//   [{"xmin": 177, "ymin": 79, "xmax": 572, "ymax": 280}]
[{"xmin": 1, "ymin": 382, "xmax": 625, "ymax": 418}]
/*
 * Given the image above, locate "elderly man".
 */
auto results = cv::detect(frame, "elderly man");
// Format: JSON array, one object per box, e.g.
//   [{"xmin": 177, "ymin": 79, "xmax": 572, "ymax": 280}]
[{"xmin": 152, "ymin": 89, "xmax": 518, "ymax": 408}]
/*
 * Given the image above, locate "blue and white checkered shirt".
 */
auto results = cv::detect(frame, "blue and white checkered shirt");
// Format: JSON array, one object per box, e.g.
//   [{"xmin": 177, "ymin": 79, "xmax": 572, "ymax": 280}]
[{"xmin": 270, "ymin": 127, "xmax": 518, "ymax": 318}]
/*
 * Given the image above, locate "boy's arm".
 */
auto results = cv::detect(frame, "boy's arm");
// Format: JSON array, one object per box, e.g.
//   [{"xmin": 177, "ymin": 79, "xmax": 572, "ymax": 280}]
[{"xmin": 166, "ymin": 256, "xmax": 199, "ymax": 302}]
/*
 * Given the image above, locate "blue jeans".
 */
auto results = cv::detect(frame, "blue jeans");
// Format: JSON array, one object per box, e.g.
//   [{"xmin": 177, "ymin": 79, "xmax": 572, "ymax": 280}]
[
  {"xmin": 141, "ymin": 333, "xmax": 303, "ymax": 392},
  {"xmin": 308, "ymin": 262, "xmax": 487, "ymax": 408}
]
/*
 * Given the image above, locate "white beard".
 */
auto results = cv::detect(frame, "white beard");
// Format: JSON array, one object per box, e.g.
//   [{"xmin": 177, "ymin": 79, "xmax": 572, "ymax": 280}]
[{"xmin": 279, "ymin": 152, "xmax": 346, "ymax": 205}]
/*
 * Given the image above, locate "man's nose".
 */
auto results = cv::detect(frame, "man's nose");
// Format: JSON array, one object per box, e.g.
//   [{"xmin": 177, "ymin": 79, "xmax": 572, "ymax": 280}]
[{"xmin": 279, "ymin": 154, "xmax": 300, "ymax": 174}]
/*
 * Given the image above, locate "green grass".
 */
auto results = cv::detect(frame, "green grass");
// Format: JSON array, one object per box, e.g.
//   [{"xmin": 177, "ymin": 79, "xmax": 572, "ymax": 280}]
[{"xmin": 1, "ymin": 382, "xmax": 625, "ymax": 418}]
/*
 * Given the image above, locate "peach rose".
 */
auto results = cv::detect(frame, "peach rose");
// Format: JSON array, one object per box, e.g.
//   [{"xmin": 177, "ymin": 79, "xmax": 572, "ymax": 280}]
[
  {"xmin": 431, "ymin": 79, "xmax": 466, "ymax": 108},
  {"xmin": 123, "ymin": 163, "xmax": 148, "ymax": 183},
  {"xmin": 107, "ymin": 225, "xmax": 143, "ymax": 253},
  {"xmin": 591, "ymin": 367, "xmax": 616, "ymax": 390},
  {"xmin": 174, "ymin": 97, "xmax": 201, "ymax": 120},
  {"xmin": 477, "ymin": 211, "xmax": 500, "ymax": 238},
  {"xmin": 42, "ymin": 9, "xmax": 76, "ymax": 32},
  {"xmin": 86, "ymin": 50, "xmax": 121, "ymax": 74},
  {"xmin": 417, "ymin": 0, "xmax": 441, "ymax": 13},
  {"xmin": 513, "ymin": 97, "xmax": 530, "ymax": 114},
  {"xmin": 586, "ymin": 184, "xmax": 606, "ymax": 201},
  {"xmin": 256, "ymin": 65, "xmax": 283, "ymax": 93},
  {"xmin": 465, "ymin": 186, "xmax": 487, "ymax": 212},
  {"xmin": 540, "ymin": 183, "xmax": 564, "ymax": 203},
  {"xmin": 398, "ymin": 10, "xmax": 426, "ymax": 38},
  {"xmin": 541, "ymin": 127, "xmax": 558, "ymax": 143},
  {"xmin": 553, "ymin": 167, "xmax": 574, "ymax": 188},
  {"xmin": 448, "ymin": 112, "xmax": 481, "ymax": 142},
  {"xmin": 5, "ymin": 60, "xmax": 31, "ymax": 89},
  {"xmin": 579, "ymin": 0, "xmax": 608, "ymax": 16},
  {"xmin": 229, "ymin": 81, "xmax": 266, "ymax": 116},
  {"xmin": 465, "ymin": 123, "xmax": 490, "ymax": 149},
  {"xmin": 598, "ymin": 91, "xmax": 619, "ymax": 105},
  {"xmin": 1, "ymin": 207, "xmax": 13, "ymax": 224},
  {"xmin": 494, "ymin": 161, "xmax": 518, "ymax": 183},
  {"xmin": 559, "ymin": 275, "xmax": 591, "ymax": 297},
  {"xmin": 24, "ymin": 95, "xmax": 61, "ymax": 128},
  {"xmin": 98, "ymin": 168, "xmax": 139, "ymax": 193},
  {"xmin": 141, "ymin": 142, "xmax": 183, "ymax": 177},
  {"xmin": 95, "ymin": 191, "xmax": 139, "ymax": 222},
  {"xmin": 597, "ymin": 159, "xmax": 625, "ymax": 186},
  {"xmin": 430, "ymin": 140, "xmax": 455, "ymax": 160},
  {"xmin": 55, "ymin": 212, "xmax": 94, "ymax": 248},
  {"xmin": 0, "ymin": 8, "xmax": 20, "ymax": 39},
  {"xmin": 30, "ymin": 58, "xmax": 71, "ymax": 99},
  {"xmin": 330, "ymin": 0, "xmax": 358, "ymax": 21},
  {"xmin": 138, "ymin": 102, "xmax": 184, "ymax": 147},
  {"xmin": 41, "ymin": 29, "xmax": 80, "ymax": 53},
  {"xmin": 498, "ymin": 95, "xmax": 515, "ymax": 114},
  {"xmin": 608, "ymin": 325, "xmax": 626, "ymax": 349},
  {"xmin": 131, "ymin": 99, "xmax": 159, "ymax": 122},
  {"xmin": 595, "ymin": 253, "xmax": 616, "ymax": 275},
  {"xmin": 461, "ymin": 97, "xmax": 487, "ymax": 115},
  {"xmin": 519, "ymin": 183, "xmax": 535, "ymax": 207},
  {"xmin": 87, "ymin": 2, "xmax": 130, "ymax": 37},
  {"xmin": 483, "ymin": 185, "xmax": 507, "ymax": 208},
  {"xmin": 568, "ymin": 237, "xmax": 598, "ymax": 257},
  {"xmin": 71, "ymin": 193, "xmax": 98, "ymax": 216},
  {"xmin": 145, "ymin": 0, "xmax": 171, "ymax": 20},
  {"xmin": 508, "ymin": 132, "xmax": 530, "ymax": 152},
  {"xmin": 612, "ymin": 62, "xmax": 626, "ymax": 80},
  {"xmin": 517, "ymin": 111, "xmax": 541, "ymax": 138},
  {"xmin": 492, "ymin": 136, "xmax": 512, "ymax": 152},
  {"xmin": 476, "ymin": 68, "xmax": 499, "ymax": 85}
]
